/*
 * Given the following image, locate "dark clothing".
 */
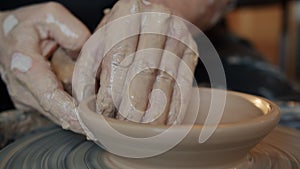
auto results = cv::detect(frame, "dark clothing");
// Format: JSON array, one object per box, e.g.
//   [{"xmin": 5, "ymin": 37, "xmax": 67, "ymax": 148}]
[{"xmin": 0, "ymin": 0, "xmax": 118, "ymax": 31}]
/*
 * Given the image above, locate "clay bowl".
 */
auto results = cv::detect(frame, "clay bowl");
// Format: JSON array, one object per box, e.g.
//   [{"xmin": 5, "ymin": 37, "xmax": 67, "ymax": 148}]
[{"xmin": 78, "ymin": 88, "xmax": 280, "ymax": 169}]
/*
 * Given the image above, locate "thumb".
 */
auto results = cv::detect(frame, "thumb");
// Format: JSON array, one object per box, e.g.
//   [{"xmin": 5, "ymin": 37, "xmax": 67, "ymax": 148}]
[
  {"xmin": 34, "ymin": 2, "xmax": 91, "ymax": 57},
  {"xmin": 10, "ymin": 27, "xmax": 84, "ymax": 133}
]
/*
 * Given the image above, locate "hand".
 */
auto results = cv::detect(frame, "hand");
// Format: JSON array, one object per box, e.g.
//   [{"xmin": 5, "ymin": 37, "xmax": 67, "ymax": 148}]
[
  {"xmin": 0, "ymin": 2, "xmax": 90, "ymax": 133},
  {"xmin": 73, "ymin": 0, "xmax": 198, "ymax": 125}
]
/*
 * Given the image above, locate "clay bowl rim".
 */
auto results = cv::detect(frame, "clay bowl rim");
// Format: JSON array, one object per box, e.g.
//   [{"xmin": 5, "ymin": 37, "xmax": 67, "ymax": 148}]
[{"xmin": 78, "ymin": 87, "xmax": 281, "ymax": 134}]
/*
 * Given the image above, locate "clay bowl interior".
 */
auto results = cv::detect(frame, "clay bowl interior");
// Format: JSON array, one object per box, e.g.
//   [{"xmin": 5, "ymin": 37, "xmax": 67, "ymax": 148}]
[{"xmin": 78, "ymin": 88, "xmax": 280, "ymax": 168}]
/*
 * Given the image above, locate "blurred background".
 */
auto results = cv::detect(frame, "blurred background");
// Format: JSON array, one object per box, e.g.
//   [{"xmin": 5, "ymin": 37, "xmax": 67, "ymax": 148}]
[
  {"xmin": 196, "ymin": 0, "xmax": 300, "ymax": 97},
  {"xmin": 228, "ymin": 0, "xmax": 299, "ymax": 79},
  {"xmin": 195, "ymin": 0, "xmax": 300, "ymax": 129}
]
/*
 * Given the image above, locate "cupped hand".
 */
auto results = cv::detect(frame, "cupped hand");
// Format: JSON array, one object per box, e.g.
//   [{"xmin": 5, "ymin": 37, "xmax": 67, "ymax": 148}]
[
  {"xmin": 73, "ymin": 0, "xmax": 199, "ymax": 125},
  {"xmin": 0, "ymin": 2, "xmax": 90, "ymax": 133}
]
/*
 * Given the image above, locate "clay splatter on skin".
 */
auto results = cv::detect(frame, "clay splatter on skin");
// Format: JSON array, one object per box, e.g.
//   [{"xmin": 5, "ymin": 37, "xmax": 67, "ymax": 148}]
[
  {"xmin": 46, "ymin": 14, "xmax": 79, "ymax": 39},
  {"xmin": 10, "ymin": 53, "xmax": 32, "ymax": 73},
  {"xmin": 130, "ymin": 3, "xmax": 139, "ymax": 14},
  {"xmin": 3, "ymin": 15, "xmax": 18, "ymax": 36},
  {"xmin": 142, "ymin": 0, "xmax": 151, "ymax": 5}
]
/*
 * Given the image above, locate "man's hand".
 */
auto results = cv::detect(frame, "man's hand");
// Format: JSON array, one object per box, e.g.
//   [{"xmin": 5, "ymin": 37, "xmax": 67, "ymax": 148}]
[
  {"xmin": 0, "ymin": 2, "xmax": 90, "ymax": 133},
  {"xmin": 73, "ymin": 0, "xmax": 198, "ymax": 125}
]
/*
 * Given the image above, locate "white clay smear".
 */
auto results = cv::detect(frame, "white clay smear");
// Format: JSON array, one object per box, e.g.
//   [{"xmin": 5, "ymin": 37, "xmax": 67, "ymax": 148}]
[
  {"xmin": 11, "ymin": 53, "xmax": 32, "ymax": 73},
  {"xmin": 3, "ymin": 15, "xmax": 18, "ymax": 36},
  {"xmin": 46, "ymin": 14, "xmax": 79, "ymax": 39}
]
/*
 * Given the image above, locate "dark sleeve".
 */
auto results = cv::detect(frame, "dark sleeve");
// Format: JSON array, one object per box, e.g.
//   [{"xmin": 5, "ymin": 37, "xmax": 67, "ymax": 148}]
[
  {"xmin": 236, "ymin": 0, "xmax": 281, "ymax": 8},
  {"xmin": 0, "ymin": 0, "xmax": 118, "ymax": 31}
]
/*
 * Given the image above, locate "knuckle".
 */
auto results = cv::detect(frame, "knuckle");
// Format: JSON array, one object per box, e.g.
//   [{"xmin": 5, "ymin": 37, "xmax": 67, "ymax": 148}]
[
  {"xmin": 157, "ymin": 71, "xmax": 174, "ymax": 82},
  {"xmin": 184, "ymin": 50, "xmax": 198, "ymax": 67},
  {"xmin": 141, "ymin": 68, "xmax": 156, "ymax": 75}
]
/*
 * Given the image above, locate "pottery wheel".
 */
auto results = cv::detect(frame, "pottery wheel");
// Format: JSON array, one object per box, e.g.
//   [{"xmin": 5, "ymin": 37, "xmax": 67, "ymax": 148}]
[{"xmin": 0, "ymin": 126, "xmax": 299, "ymax": 169}]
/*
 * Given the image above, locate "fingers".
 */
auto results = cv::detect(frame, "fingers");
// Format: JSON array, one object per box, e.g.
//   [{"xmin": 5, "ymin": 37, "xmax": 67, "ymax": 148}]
[
  {"xmin": 5, "ymin": 72, "xmax": 61, "ymax": 124},
  {"xmin": 10, "ymin": 28, "xmax": 83, "ymax": 134},
  {"xmin": 118, "ymin": 4, "xmax": 171, "ymax": 122},
  {"xmin": 96, "ymin": 37, "xmax": 138, "ymax": 117},
  {"xmin": 96, "ymin": 0, "xmax": 142, "ymax": 117},
  {"xmin": 118, "ymin": 50, "xmax": 163, "ymax": 121},
  {"xmin": 40, "ymin": 40, "xmax": 57, "ymax": 58},
  {"xmin": 142, "ymin": 36, "xmax": 187, "ymax": 124},
  {"xmin": 2, "ymin": 2, "xmax": 90, "ymax": 58},
  {"xmin": 29, "ymin": 2, "xmax": 91, "ymax": 54},
  {"xmin": 51, "ymin": 47, "xmax": 75, "ymax": 94},
  {"xmin": 16, "ymin": 53, "xmax": 83, "ymax": 133},
  {"xmin": 141, "ymin": 15, "xmax": 191, "ymax": 124},
  {"xmin": 73, "ymin": 0, "xmax": 141, "ymax": 102},
  {"xmin": 74, "ymin": 0, "xmax": 199, "ymax": 126},
  {"xmin": 167, "ymin": 45, "xmax": 198, "ymax": 125},
  {"xmin": 0, "ymin": 2, "xmax": 89, "ymax": 134}
]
